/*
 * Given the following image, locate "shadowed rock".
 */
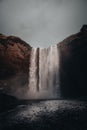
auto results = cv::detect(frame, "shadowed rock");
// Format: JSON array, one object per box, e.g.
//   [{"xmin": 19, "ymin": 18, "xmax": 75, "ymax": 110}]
[{"xmin": 58, "ymin": 25, "xmax": 87, "ymax": 98}]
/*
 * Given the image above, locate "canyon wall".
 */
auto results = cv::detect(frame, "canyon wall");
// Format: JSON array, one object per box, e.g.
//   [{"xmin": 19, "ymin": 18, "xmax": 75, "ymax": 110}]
[
  {"xmin": 0, "ymin": 34, "xmax": 31, "ymax": 98},
  {"xmin": 58, "ymin": 25, "xmax": 87, "ymax": 98}
]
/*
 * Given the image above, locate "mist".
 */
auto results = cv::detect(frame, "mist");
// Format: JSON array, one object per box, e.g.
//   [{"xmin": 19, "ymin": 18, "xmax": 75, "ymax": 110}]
[{"xmin": 0, "ymin": 0, "xmax": 87, "ymax": 47}]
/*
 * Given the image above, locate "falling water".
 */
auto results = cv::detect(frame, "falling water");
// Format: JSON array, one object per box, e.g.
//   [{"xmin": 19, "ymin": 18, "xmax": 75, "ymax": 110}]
[{"xmin": 28, "ymin": 45, "xmax": 60, "ymax": 99}]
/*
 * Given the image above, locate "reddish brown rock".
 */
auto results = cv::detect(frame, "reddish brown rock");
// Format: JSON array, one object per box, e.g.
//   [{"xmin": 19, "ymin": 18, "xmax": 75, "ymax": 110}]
[{"xmin": 0, "ymin": 34, "xmax": 32, "ymax": 97}]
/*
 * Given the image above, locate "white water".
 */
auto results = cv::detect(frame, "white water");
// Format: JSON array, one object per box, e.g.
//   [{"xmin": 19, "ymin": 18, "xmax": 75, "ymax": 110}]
[{"xmin": 28, "ymin": 45, "xmax": 60, "ymax": 99}]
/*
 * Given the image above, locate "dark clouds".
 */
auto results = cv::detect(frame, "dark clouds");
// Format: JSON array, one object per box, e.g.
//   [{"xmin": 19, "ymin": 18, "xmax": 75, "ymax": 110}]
[{"xmin": 0, "ymin": 0, "xmax": 87, "ymax": 47}]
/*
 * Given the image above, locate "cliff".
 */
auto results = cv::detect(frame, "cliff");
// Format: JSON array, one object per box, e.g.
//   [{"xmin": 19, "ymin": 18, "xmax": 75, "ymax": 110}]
[
  {"xmin": 58, "ymin": 25, "xmax": 87, "ymax": 98},
  {"xmin": 0, "ymin": 34, "xmax": 32, "ymax": 97}
]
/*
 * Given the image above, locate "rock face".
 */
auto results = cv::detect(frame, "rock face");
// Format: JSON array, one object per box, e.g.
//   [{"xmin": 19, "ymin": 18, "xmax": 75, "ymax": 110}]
[
  {"xmin": 58, "ymin": 25, "xmax": 87, "ymax": 98},
  {"xmin": 0, "ymin": 34, "xmax": 31, "ymax": 97}
]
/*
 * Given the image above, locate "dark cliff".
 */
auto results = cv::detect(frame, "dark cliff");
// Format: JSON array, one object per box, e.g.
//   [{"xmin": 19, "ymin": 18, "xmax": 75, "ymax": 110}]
[{"xmin": 58, "ymin": 25, "xmax": 87, "ymax": 98}]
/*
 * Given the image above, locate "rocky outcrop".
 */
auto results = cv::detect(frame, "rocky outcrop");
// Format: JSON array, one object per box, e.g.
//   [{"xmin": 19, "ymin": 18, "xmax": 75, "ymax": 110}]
[
  {"xmin": 58, "ymin": 25, "xmax": 87, "ymax": 98},
  {"xmin": 0, "ymin": 34, "xmax": 32, "ymax": 97}
]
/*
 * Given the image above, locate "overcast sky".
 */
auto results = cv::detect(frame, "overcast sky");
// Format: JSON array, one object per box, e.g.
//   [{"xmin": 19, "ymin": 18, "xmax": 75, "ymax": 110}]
[{"xmin": 0, "ymin": 0, "xmax": 87, "ymax": 47}]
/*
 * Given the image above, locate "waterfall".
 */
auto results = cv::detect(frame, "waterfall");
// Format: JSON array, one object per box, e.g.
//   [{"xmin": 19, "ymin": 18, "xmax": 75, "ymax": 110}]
[{"xmin": 28, "ymin": 45, "xmax": 60, "ymax": 99}]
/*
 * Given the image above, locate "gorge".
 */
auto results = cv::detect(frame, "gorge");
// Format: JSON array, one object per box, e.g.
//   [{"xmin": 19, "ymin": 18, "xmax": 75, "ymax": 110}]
[{"xmin": 0, "ymin": 25, "xmax": 87, "ymax": 99}]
